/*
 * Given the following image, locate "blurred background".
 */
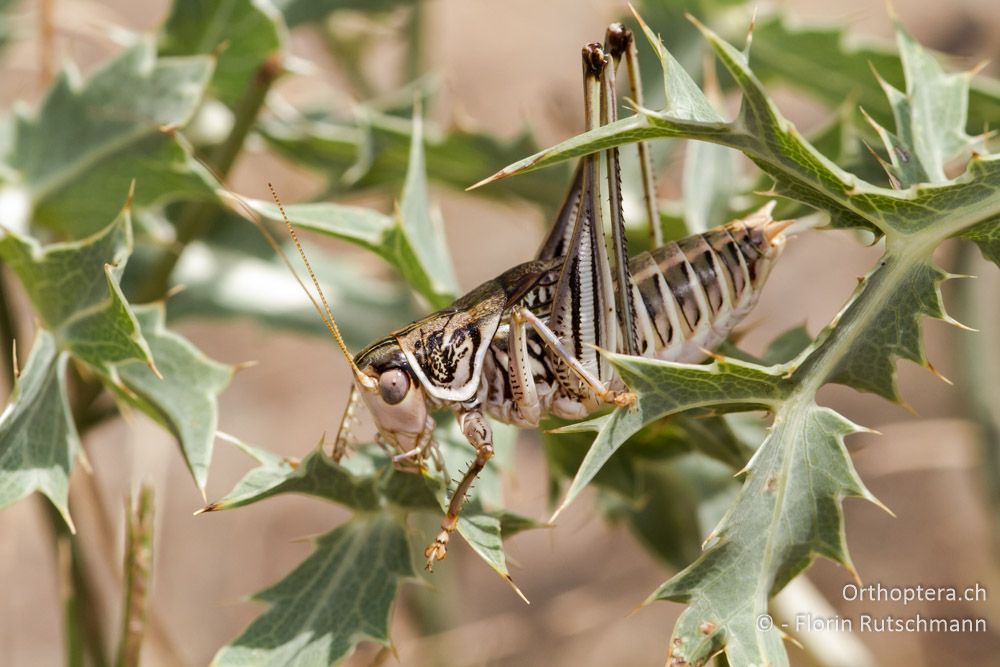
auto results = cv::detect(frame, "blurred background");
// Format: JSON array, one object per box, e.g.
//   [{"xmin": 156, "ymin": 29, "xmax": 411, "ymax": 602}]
[{"xmin": 1, "ymin": 0, "xmax": 999, "ymax": 665}]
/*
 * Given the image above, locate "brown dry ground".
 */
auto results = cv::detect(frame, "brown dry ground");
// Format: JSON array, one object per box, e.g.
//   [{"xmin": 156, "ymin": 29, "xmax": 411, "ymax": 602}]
[{"xmin": 2, "ymin": 1, "xmax": 1000, "ymax": 665}]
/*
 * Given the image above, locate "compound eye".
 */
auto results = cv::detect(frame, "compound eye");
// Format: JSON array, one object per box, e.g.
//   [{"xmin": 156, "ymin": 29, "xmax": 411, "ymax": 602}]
[{"xmin": 378, "ymin": 369, "xmax": 410, "ymax": 405}]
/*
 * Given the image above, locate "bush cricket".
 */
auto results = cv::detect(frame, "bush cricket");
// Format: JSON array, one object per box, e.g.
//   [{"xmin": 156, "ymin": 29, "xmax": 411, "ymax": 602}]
[{"xmin": 268, "ymin": 23, "xmax": 792, "ymax": 572}]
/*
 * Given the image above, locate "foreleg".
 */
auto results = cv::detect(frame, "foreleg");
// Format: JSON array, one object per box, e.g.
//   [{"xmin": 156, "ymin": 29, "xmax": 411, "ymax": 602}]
[{"xmin": 424, "ymin": 407, "xmax": 494, "ymax": 571}]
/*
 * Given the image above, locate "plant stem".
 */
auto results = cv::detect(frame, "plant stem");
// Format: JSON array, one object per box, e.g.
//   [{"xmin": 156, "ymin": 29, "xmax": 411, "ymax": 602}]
[
  {"xmin": 136, "ymin": 53, "xmax": 283, "ymax": 304},
  {"xmin": 405, "ymin": 1, "xmax": 424, "ymax": 85},
  {"xmin": 115, "ymin": 486, "xmax": 155, "ymax": 667},
  {"xmin": 0, "ymin": 267, "xmax": 18, "ymax": 390},
  {"xmin": 47, "ymin": 501, "xmax": 110, "ymax": 667}
]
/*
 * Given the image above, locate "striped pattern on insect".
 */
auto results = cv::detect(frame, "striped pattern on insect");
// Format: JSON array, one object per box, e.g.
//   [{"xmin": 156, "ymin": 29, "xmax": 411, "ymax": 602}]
[{"xmin": 269, "ymin": 23, "xmax": 792, "ymax": 572}]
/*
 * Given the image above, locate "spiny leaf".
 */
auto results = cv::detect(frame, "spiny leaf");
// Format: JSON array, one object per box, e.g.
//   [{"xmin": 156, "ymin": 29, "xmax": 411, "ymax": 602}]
[
  {"xmin": 203, "ymin": 436, "xmax": 381, "ymax": 512},
  {"xmin": 212, "ymin": 513, "xmax": 414, "ymax": 667},
  {"xmin": 651, "ymin": 403, "xmax": 871, "ymax": 667},
  {"xmin": 208, "ymin": 420, "xmax": 538, "ymax": 582},
  {"xmin": 891, "ymin": 19, "xmax": 976, "ymax": 183},
  {"xmin": 3, "ymin": 40, "xmax": 216, "ymax": 235},
  {"xmin": 243, "ymin": 198, "xmax": 454, "ymax": 308},
  {"xmin": 822, "ymin": 260, "xmax": 950, "ymax": 402},
  {"xmin": 159, "ymin": 0, "xmax": 284, "ymax": 108},
  {"xmin": 114, "ymin": 303, "xmax": 233, "ymax": 493},
  {"xmin": 0, "ymin": 331, "xmax": 78, "ymax": 528},
  {"xmin": 481, "ymin": 22, "xmax": 1000, "ymax": 240},
  {"xmin": 961, "ymin": 214, "xmax": 1000, "ymax": 267},
  {"xmin": 552, "ymin": 354, "xmax": 791, "ymax": 519},
  {"xmin": 746, "ymin": 13, "xmax": 998, "ymax": 133},
  {"xmin": 0, "ymin": 209, "xmax": 155, "ymax": 375}
]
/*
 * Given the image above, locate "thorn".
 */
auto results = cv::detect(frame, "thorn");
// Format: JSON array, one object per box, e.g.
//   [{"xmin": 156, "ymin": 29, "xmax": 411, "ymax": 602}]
[
  {"xmin": 211, "ymin": 39, "xmax": 231, "ymax": 58},
  {"xmin": 744, "ymin": 5, "xmax": 758, "ymax": 54},
  {"xmin": 897, "ymin": 397, "xmax": 918, "ymax": 417},
  {"xmin": 780, "ymin": 628, "xmax": 804, "ymax": 650},
  {"xmin": 77, "ymin": 446, "xmax": 93, "ymax": 475},
  {"xmin": 699, "ymin": 346, "xmax": 726, "ymax": 363},
  {"xmin": 505, "ymin": 575, "xmax": 531, "ymax": 605},
  {"xmin": 925, "ymin": 361, "xmax": 953, "ymax": 385},
  {"xmin": 163, "ymin": 283, "xmax": 187, "ymax": 301},
  {"xmin": 467, "ymin": 169, "xmax": 509, "ymax": 191},
  {"xmin": 157, "ymin": 123, "xmax": 179, "ymax": 135},
  {"xmin": 969, "ymin": 60, "xmax": 989, "ymax": 77},
  {"xmin": 123, "ymin": 179, "xmax": 136, "ymax": 212},
  {"xmin": 233, "ymin": 360, "xmax": 259, "ymax": 373},
  {"xmin": 194, "ymin": 502, "xmax": 219, "ymax": 516},
  {"xmin": 11, "ymin": 339, "xmax": 18, "ymax": 381},
  {"xmin": 942, "ymin": 314, "xmax": 977, "ymax": 332},
  {"xmin": 866, "ymin": 489, "xmax": 896, "ymax": 519}
]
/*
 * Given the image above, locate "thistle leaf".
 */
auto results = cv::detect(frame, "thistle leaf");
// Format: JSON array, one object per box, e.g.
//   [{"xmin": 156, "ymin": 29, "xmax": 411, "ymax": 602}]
[
  {"xmin": 0, "ymin": 209, "xmax": 155, "ymax": 375},
  {"xmin": 552, "ymin": 354, "xmax": 791, "ymax": 519},
  {"xmin": 202, "ymin": 437, "xmax": 381, "ymax": 513},
  {"xmin": 114, "ymin": 303, "xmax": 233, "ymax": 493},
  {"xmin": 0, "ymin": 331, "xmax": 78, "ymax": 528},
  {"xmin": 747, "ymin": 13, "xmax": 998, "ymax": 133},
  {"xmin": 3, "ymin": 41, "xmax": 216, "ymax": 235},
  {"xmin": 212, "ymin": 513, "xmax": 414, "ymax": 667},
  {"xmin": 159, "ymin": 0, "xmax": 284, "ymax": 108},
  {"xmin": 651, "ymin": 403, "xmax": 871, "ymax": 667},
  {"xmin": 892, "ymin": 20, "xmax": 976, "ymax": 183}
]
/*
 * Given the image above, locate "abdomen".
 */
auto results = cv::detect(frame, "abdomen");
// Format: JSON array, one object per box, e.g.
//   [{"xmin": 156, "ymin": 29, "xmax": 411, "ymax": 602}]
[{"xmin": 627, "ymin": 211, "xmax": 785, "ymax": 363}]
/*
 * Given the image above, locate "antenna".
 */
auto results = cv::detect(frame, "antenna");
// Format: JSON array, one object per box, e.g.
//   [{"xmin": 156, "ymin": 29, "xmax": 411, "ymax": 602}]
[{"xmin": 263, "ymin": 183, "xmax": 377, "ymax": 390}]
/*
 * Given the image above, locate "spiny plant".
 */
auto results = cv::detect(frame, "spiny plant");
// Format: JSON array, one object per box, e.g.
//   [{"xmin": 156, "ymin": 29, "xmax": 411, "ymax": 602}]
[{"xmin": 0, "ymin": 1, "xmax": 996, "ymax": 666}]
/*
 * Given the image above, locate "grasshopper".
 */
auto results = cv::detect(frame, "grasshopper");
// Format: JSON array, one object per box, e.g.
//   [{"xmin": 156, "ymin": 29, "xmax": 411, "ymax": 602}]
[{"xmin": 272, "ymin": 23, "xmax": 791, "ymax": 572}]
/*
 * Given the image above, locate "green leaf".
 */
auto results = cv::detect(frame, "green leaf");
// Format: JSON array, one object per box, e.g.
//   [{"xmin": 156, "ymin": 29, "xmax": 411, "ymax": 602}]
[
  {"xmin": 824, "ymin": 259, "xmax": 949, "ymax": 401},
  {"xmin": 0, "ymin": 209, "xmax": 155, "ymax": 375},
  {"xmin": 213, "ymin": 513, "xmax": 414, "ymax": 667},
  {"xmin": 395, "ymin": 111, "xmax": 458, "ymax": 306},
  {"xmin": 166, "ymin": 236, "xmax": 417, "ymax": 350},
  {"xmin": 0, "ymin": 331, "xmax": 78, "ymax": 528},
  {"xmin": 650, "ymin": 403, "xmax": 871, "ymax": 666},
  {"xmin": 242, "ymin": 112, "xmax": 460, "ymax": 309},
  {"xmin": 746, "ymin": 13, "xmax": 998, "ymax": 134},
  {"xmin": 243, "ymin": 199, "xmax": 454, "ymax": 308},
  {"xmin": 159, "ymin": 0, "xmax": 284, "ymax": 108},
  {"xmin": 881, "ymin": 20, "xmax": 976, "ymax": 183},
  {"xmin": 115, "ymin": 303, "xmax": 233, "ymax": 492},
  {"xmin": 202, "ymin": 436, "xmax": 382, "ymax": 513},
  {"xmin": 259, "ymin": 110, "xmax": 569, "ymax": 209},
  {"xmin": 604, "ymin": 454, "xmax": 738, "ymax": 571},
  {"xmin": 3, "ymin": 41, "xmax": 216, "ymax": 236},
  {"xmin": 552, "ymin": 355, "xmax": 789, "ymax": 519},
  {"xmin": 682, "ymin": 140, "xmax": 740, "ymax": 233}
]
